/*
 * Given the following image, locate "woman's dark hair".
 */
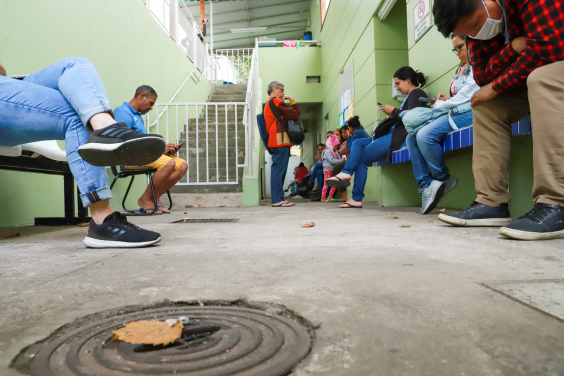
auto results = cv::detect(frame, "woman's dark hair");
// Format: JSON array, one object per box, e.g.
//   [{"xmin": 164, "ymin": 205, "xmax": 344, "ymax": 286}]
[
  {"xmin": 299, "ymin": 162, "xmax": 304, "ymax": 167},
  {"xmin": 340, "ymin": 124, "xmax": 349, "ymax": 131},
  {"xmin": 394, "ymin": 66, "xmax": 426, "ymax": 87},
  {"xmin": 433, "ymin": 0, "xmax": 481, "ymax": 38},
  {"xmin": 347, "ymin": 116, "xmax": 362, "ymax": 130},
  {"xmin": 317, "ymin": 143, "xmax": 325, "ymax": 148}
]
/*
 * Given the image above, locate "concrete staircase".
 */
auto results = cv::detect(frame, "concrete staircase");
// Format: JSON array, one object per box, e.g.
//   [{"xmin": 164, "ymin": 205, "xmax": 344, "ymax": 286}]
[{"xmin": 170, "ymin": 84, "xmax": 247, "ymax": 206}]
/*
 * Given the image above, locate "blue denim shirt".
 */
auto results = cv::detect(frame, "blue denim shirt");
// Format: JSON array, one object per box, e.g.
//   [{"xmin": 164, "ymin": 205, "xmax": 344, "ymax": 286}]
[
  {"xmin": 347, "ymin": 127, "xmax": 370, "ymax": 150},
  {"xmin": 114, "ymin": 102, "xmax": 146, "ymax": 134}
]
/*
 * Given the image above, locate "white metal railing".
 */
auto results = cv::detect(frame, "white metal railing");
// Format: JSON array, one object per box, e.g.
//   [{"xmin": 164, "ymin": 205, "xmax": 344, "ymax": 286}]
[
  {"xmin": 147, "ymin": 102, "xmax": 249, "ymax": 185},
  {"xmin": 257, "ymin": 40, "xmax": 321, "ymax": 47},
  {"xmin": 144, "ymin": 0, "xmax": 218, "ymax": 82},
  {"xmin": 243, "ymin": 41, "xmax": 261, "ymax": 179},
  {"xmin": 214, "ymin": 49, "xmax": 253, "ymax": 85}
]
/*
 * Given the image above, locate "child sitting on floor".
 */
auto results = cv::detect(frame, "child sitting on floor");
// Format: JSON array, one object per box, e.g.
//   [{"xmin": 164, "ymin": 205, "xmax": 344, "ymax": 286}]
[{"xmin": 321, "ymin": 134, "xmax": 342, "ymax": 202}]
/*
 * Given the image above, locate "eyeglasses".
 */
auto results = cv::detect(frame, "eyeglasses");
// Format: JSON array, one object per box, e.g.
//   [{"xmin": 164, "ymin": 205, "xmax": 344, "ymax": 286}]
[{"xmin": 452, "ymin": 42, "xmax": 466, "ymax": 53}]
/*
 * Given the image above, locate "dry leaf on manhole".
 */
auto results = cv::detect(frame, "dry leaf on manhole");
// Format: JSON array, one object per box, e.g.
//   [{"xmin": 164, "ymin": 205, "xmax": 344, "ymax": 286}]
[
  {"xmin": 435, "ymin": 208, "xmax": 446, "ymax": 213},
  {"xmin": 388, "ymin": 214, "xmax": 399, "ymax": 219},
  {"xmin": 185, "ymin": 205, "xmax": 193, "ymax": 208},
  {"xmin": 112, "ymin": 320, "xmax": 183, "ymax": 346},
  {"xmin": 198, "ymin": 204, "xmax": 204, "ymax": 208},
  {"xmin": 77, "ymin": 222, "xmax": 89, "ymax": 227},
  {"xmin": 460, "ymin": 231, "xmax": 471, "ymax": 234},
  {"xmin": 300, "ymin": 222, "xmax": 315, "ymax": 228},
  {"xmin": 198, "ymin": 300, "xmax": 204, "ymax": 307},
  {"xmin": 399, "ymin": 225, "xmax": 411, "ymax": 228},
  {"xmin": 2, "ymin": 232, "xmax": 20, "ymax": 239},
  {"xmin": 428, "ymin": 221, "xmax": 434, "ymax": 223}
]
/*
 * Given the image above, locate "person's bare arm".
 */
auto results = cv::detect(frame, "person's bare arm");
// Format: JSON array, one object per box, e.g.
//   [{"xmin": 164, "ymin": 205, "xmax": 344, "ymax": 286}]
[{"xmin": 0, "ymin": 57, "xmax": 6, "ymax": 76}]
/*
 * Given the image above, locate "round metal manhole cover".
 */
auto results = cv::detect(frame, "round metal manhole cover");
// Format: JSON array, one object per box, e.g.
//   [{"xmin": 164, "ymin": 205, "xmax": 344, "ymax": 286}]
[{"xmin": 28, "ymin": 305, "xmax": 312, "ymax": 376}]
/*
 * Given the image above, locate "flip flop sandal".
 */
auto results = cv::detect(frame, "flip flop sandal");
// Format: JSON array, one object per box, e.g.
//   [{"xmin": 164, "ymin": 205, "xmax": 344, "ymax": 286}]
[
  {"xmin": 339, "ymin": 203, "xmax": 362, "ymax": 209},
  {"xmin": 272, "ymin": 202, "xmax": 294, "ymax": 207},
  {"xmin": 157, "ymin": 206, "xmax": 171, "ymax": 214},
  {"xmin": 326, "ymin": 176, "xmax": 351, "ymax": 188},
  {"xmin": 135, "ymin": 208, "xmax": 163, "ymax": 215}
]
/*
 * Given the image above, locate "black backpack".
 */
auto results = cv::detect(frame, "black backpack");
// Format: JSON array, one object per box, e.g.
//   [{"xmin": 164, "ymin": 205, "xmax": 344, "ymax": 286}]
[{"xmin": 268, "ymin": 98, "xmax": 305, "ymax": 145}]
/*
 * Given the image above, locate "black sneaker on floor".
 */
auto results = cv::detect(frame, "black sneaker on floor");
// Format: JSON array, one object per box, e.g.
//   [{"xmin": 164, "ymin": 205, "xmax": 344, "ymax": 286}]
[
  {"xmin": 438, "ymin": 201, "xmax": 512, "ymax": 227},
  {"xmin": 78, "ymin": 122, "xmax": 165, "ymax": 166},
  {"xmin": 500, "ymin": 204, "xmax": 564, "ymax": 240},
  {"xmin": 83, "ymin": 211, "xmax": 161, "ymax": 248}
]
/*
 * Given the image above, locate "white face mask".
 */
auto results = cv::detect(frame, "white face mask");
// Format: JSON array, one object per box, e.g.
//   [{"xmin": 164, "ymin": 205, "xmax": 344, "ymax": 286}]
[{"xmin": 468, "ymin": 0, "xmax": 504, "ymax": 40}]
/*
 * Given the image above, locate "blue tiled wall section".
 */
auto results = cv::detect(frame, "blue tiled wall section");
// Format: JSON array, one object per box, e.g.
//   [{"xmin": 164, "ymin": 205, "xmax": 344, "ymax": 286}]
[{"xmin": 378, "ymin": 115, "xmax": 532, "ymax": 166}]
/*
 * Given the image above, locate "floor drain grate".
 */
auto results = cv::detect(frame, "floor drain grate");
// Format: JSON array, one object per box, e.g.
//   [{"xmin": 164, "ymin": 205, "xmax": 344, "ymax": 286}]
[
  {"xmin": 173, "ymin": 218, "xmax": 240, "ymax": 223},
  {"xmin": 26, "ymin": 305, "xmax": 312, "ymax": 375}
]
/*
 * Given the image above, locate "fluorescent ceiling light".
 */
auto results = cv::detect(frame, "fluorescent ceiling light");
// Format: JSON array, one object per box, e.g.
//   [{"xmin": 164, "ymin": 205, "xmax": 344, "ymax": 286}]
[{"xmin": 231, "ymin": 27, "xmax": 267, "ymax": 33}]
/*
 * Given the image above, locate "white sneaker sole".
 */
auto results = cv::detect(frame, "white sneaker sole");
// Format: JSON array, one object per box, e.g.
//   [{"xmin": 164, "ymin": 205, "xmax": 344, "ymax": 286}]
[
  {"xmin": 438, "ymin": 214, "xmax": 512, "ymax": 227},
  {"xmin": 83, "ymin": 236, "xmax": 161, "ymax": 248},
  {"xmin": 499, "ymin": 227, "xmax": 564, "ymax": 240}
]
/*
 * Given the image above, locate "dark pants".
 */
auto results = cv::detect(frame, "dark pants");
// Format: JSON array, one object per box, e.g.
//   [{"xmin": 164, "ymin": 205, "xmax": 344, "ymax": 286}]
[
  {"xmin": 333, "ymin": 160, "xmax": 346, "ymax": 197},
  {"xmin": 311, "ymin": 161, "xmax": 324, "ymax": 188},
  {"xmin": 271, "ymin": 146, "xmax": 290, "ymax": 203}
]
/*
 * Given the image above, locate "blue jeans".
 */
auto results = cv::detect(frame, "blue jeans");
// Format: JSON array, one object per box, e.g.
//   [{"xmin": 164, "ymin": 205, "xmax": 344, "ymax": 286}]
[
  {"xmin": 406, "ymin": 111, "xmax": 473, "ymax": 188},
  {"xmin": 0, "ymin": 58, "xmax": 113, "ymax": 206},
  {"xmin": 311, "ymin": 161, "xmax": 324, "ymax": 189},
  {"xmin": 342, "ymin": 126, "xmax": 402, "ymax": 201},
  {"xmin": 271, "ymin": 146, "xmax": 290, "ymax": 203}
]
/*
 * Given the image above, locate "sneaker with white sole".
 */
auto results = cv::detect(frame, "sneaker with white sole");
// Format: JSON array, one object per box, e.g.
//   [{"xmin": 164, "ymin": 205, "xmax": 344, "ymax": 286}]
[
  {"xmin": 500, "ymin": 204, "xmax": 564, "ymax": 240},
  {"xmin": 83, "ymin": 211, "xmax": 161, "ymax": 248},
  {"xmin": 420, "ymin": 180, "xmax": 445, "ymax": 214},
  {"xmin": 437, "ymin": 175, "xmax": 458, "ymax": 203},
  {"xmin": 438, "ymin": 201, "xmax": 512, "ymax": 226},
  {"xmin": 78, "ymin": 122, "xmax": 165, "ymax": 166}
]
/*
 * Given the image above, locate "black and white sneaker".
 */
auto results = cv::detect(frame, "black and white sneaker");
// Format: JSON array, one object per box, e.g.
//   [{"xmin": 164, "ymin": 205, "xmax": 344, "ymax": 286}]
[
  {"xmin": 438, "ymin": 201, "xmax": 512, "ymax": 227},
  {"xmin": 84, "ymin": 211, "xmax": 161, "ymax": 248},
  {"xmin": 500, "ymin": 204, "xmax": 564, "ymax": 240},
  {"xmin": 78, "ymin": 122, "xmax": 165, "ymax": 166}
]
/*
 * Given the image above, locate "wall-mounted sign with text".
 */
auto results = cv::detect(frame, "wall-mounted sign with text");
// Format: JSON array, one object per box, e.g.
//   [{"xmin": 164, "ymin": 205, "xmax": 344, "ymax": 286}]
[{"xmin": 413, "ymin": 0, "xmax": 432, "ymax": 42}]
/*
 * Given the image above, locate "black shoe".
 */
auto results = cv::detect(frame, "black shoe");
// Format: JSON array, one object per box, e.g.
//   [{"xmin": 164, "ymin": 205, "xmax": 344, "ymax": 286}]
[
  {"xmin": 438, "ymin": 201, "xmax": 512, "ymax": 227},
  {"xmin": 500, "ymin": 204, "xmax": 564, "ymax": 240},
  {"xmin": 83, "ymin": 211, "xmax": 161, "ymax": 248},
  {"xmin": 78, "ymin": 122, "xmax": 165, "ymax": 166},
  {"xmin": 310, "ymin": 194, "xmax": 321, "ymax": 202}
]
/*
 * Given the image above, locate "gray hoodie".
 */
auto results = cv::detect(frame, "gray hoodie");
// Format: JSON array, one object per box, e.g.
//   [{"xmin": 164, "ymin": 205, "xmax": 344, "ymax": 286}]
[{"xmin": 321, "ymin": 148, "xmax": 341, "ymax": 171}]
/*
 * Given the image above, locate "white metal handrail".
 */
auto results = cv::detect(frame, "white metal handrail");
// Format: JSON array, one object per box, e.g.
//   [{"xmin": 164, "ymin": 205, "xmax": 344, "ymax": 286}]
[
  {"xmin": 143, "ymin": 0, "xmax": 218, "ymax": 82},
  {"xmin": 147, "ymin": 102, "xmax": 249, "ymax": 185}
]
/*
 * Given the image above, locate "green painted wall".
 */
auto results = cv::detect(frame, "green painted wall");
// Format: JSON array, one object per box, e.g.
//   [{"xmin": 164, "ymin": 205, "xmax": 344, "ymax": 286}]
[
  {"xmin": 259, "ymin": 47, "xmax": 322, "ymax": 104},
  {"xmin": 0, "ymin": 0, "xmax": 212, "ymax": 227}
]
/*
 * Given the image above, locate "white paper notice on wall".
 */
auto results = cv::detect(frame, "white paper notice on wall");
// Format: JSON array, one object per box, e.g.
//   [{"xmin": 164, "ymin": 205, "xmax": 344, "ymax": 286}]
[{"xmin": 413, "ymin": 0, "xmax": 431, "ymax": 42}]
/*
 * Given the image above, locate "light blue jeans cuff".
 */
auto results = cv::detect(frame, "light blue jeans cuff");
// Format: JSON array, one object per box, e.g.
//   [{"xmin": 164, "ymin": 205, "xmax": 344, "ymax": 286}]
[{"xmin": 80, "ymin": 185, "xmax": 113, "ymax": 207}]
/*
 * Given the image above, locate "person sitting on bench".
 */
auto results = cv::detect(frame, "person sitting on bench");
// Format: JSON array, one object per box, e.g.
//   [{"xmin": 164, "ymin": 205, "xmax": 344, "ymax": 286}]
[
  {"xmin": 433, "ymin": 0, "xmax": 564, "ymax": 240},
  {"xmin": 0, "ymin": 57, "xmax": 165, "ymax": 248},
  {"xmin": 114, "ymin": 85, "xmax": 188, "ymax": 214}
]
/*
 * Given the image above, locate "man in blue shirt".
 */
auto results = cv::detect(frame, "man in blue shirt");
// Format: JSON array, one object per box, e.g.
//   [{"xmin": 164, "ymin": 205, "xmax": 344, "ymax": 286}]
[{"xmin": 114, "ymin": 85, "xmax": 187, "ymax": 214}]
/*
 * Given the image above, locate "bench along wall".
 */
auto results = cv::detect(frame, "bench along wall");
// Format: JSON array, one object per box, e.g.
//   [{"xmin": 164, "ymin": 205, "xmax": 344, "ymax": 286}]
[
  {"xmin": 0, "ymin": 0, "xmax": 212, "ymax": 227},
  {"xmin": 378, "ymin": 0, "xmax": 535, "ymax": 216}
]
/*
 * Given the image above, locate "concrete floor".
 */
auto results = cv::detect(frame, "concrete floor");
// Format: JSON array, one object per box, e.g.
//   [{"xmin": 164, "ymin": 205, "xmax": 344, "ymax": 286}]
[{"xmin": 1, "ymin": 201, "xmax": 564, "ymax": 375}]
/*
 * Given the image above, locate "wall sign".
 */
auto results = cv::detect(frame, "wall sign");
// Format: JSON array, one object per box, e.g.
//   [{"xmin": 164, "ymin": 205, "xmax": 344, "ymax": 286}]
[{"xmin": 413, "ymin": 0, "xmax": 431, "ymax": 42}]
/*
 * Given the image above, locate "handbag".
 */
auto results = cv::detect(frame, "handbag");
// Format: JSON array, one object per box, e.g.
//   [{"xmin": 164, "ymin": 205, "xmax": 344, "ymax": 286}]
[
  {"xmin": 372, "ymin": 113, "xmax": 399, "ymax": 140},
  {"xmin": 268, "ymin": 98, "xmax": 305, "ymax": 145}
]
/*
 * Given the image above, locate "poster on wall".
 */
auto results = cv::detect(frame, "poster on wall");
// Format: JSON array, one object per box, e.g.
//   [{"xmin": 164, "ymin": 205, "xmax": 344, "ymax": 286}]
[
  {"xmin": 413, "ymin": 0, "xmax": 432, "ymax": 42},
  {"xmin": 321, "ymin": 0, "xmax": 331, "ymax": 26}
]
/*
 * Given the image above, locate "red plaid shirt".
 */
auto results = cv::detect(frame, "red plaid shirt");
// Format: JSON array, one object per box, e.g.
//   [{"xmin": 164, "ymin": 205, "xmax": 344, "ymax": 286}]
[{"xmin": 469, "ymin": 0, "xmax": 564, "ymax": 93}]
